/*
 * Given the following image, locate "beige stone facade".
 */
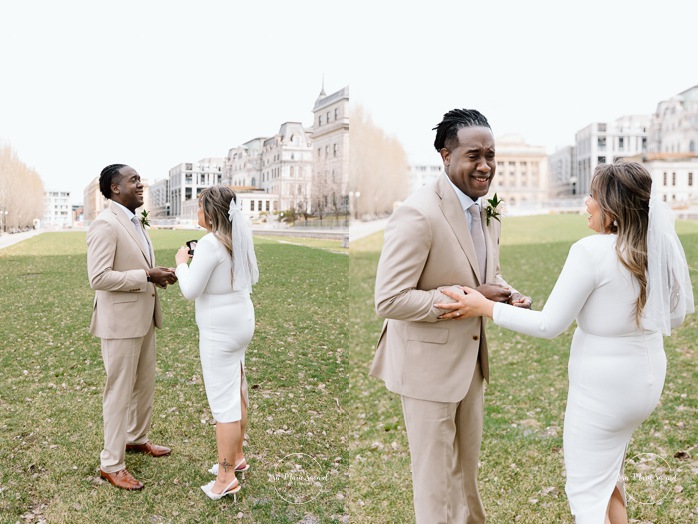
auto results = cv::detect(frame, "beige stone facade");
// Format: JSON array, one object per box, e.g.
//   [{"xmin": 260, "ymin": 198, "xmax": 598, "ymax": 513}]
[
  {"xmin": 490, "ymin": 134, "xmax": 549, "ymax": 209},
  {"xmin": 311, "ymin": 86, "xmax": 349, "ymax": 217}
]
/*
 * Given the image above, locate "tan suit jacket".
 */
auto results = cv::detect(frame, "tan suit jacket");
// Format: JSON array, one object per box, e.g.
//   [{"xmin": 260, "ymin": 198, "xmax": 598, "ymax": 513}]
[
  {"xmin": 87, "ymin": 202, "xmax": 162, "ymax": 338},
  {"xmin": 370, "ymin": 173, "xmax": 515, "ymax": 403}
]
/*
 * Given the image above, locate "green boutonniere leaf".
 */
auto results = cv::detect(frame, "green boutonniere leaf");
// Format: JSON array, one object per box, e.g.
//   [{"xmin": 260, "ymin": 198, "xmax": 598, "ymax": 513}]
[
  {"xmin": 140, "ymin": 210, "xmax": 150, "ymax": 228},
  {"xmin": 485, "ymin": 194, "xmax": 503, "ymax": 226}
]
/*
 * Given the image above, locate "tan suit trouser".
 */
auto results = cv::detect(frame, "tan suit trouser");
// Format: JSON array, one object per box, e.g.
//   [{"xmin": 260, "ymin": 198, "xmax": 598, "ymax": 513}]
[
  {"xmin": 100, "ymin": 321, "xmax": 156, "ymax": 472},
  {"xmin": 401, "ymin": 362, "xmax": 485, "ymax": 524}
]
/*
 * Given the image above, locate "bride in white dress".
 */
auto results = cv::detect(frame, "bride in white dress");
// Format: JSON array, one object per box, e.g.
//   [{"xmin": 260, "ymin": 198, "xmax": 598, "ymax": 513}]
[
  {"xmin": 175, "ymin": 186, "xmax": 258, "ymax": 501},
  {"xmin": 435, "ymin": 162, "xmax": 694, "ymax": 523}
]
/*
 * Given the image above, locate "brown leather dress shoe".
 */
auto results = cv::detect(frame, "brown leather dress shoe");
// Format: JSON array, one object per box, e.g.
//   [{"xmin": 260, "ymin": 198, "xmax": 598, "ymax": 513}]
[
  {"xmin": 125, "ymin": 441, "xmax": 171, "ymax": 457},
  {"xmin": 100, "ymin": 469, "xmax": 144, "ymax": 490}
]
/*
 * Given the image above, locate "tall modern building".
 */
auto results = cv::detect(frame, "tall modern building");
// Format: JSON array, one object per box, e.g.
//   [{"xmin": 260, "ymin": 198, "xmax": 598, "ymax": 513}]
[
  {"xmin": 574, "ymin": 114, "xmax": 649, "ymax": 196},
  {"xmin": 311, "ymin": 85, "xmax": 349, "ymax": 216},
  {"xmin": 44, "ymin": 191, "xmax": 72, "ymax": 228},
  {"xmin": 167, "ymin": 158, "xmax": 224, "ymax": 216}
]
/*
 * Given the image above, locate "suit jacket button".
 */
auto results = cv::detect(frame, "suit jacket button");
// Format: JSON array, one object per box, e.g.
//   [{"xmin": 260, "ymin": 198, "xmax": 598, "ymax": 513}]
[
  {"xmin": 472, "ymin": 335, "xmax": 479, "ymax": 341},
  {"xmin": 152, "ymin": 294, "xmax": 155, "ymax": 297}
]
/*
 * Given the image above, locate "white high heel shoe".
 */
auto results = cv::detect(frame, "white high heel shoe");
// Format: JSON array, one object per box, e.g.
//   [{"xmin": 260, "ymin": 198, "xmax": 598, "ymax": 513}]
[
  {"xmin": 201, "ymin": 477, "xmax": 240, "ymax": 501},
  {"xmin": 209, "ymin": 458, "xmax": 250, "ymax": 479}
]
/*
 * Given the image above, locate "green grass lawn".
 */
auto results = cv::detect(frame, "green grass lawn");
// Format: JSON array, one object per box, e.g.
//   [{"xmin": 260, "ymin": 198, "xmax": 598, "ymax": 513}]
[
  {"xmin": 348, "ymin": 214, "xmax": 698, "ymax": 523},
  {"xmin": 0, "ymin": 230, "xmax": 349, "ymax": 523}
]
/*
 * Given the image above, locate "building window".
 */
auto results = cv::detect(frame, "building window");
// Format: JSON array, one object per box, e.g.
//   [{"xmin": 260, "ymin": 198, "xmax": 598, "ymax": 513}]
[
  {"xmin": 598, "ymin": 156, "xmax": 606, "ymax": 164},
  {"xmin": 672, "ymin": 173, "xmax": 676, "ymax": 186},
  {"xmin": 663, "ymin": 172, "xmax": 667, "ymax": 186},
  {"xmin": 258, "ymin": 200, "xmax": 262, "ymax": 211},
  {"xmin": 618, "ymin": 137, "xmax": 624, "ymax": 151},
  {"xmin": 250, "ymin": 200, "xmax": 254, "ymax": 211},
  {"xmin": 317, "ymin": 148, "xmax": 321, "ymax": 157},
  {"xmin": 326, "ymin": 111, "xmax": 330, "ymax": 122},
  {"xmin": 325, "ymin": 146, "xmax": 329, "ymax": 156},
  {"xmin": 335, "ymin": 108, "xmax": 339, "ymax": 120},
  {"xmin": 318, "ymin": 116, "xmax": 322, "ymax": 126},
  {"xmin": 266, "ymin": 200, "xmax": 270, "ymax": 211},
  {"xmin": 333, "ymin": 144, "xmax": 337, "ymax": 157},
  {"xmin": 689, "ymin": 172, "xmax": 693, "ymax": 186},
  {"xmin": 185, "ymin": 174, "xmax": 192, "ymax": 184}
]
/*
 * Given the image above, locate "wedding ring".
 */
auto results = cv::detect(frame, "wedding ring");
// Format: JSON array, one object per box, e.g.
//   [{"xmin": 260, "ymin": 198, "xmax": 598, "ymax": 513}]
[{"xmin": 455, "ymin": 311, "xmax": 461, "ymax": 317}]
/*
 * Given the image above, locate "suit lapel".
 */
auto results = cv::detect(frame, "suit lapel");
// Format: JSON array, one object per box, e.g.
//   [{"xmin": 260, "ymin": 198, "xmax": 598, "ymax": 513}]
[
  {"xmin": 109, "ymin": 202, "xmax": 152, "ymax": 266},
  {"xmin": 435, "ymin": 174, "xmax": 483, "ymax": 284}
]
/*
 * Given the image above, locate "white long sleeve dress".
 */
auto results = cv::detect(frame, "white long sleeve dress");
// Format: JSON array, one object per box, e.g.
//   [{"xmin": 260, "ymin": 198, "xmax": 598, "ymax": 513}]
[
  {"xmin": 493, "ymin": 234, "xmax": 669, "ymax": 524},
  {"xmin": 176, "ymin": 233, "xmax": 255, "ymax": 423}
]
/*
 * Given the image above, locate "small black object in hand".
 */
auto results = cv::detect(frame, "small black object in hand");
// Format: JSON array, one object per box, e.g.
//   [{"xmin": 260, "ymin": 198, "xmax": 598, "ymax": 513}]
[{"xmin": 186, "ymin": 240, "xmax": 198, "ymax": 256}]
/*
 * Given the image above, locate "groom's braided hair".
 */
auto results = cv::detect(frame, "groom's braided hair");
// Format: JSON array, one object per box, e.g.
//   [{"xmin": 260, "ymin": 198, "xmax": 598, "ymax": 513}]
[
  {"xmin": 99, "ymin": 164, "xmax": 127, "ymax": 199},
  {"xmin": 433, "ymin": 109, "xmax": 491, "ymax": 152}
]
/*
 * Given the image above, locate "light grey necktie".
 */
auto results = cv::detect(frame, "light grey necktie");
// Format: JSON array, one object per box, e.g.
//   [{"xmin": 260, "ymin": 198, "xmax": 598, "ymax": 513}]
[
  {"xmin": 468, "ymin": 203, "xmax": 486, "ymax": 282},
  {"xmin": 131, "ymin": 216, "xmax": 152, "ymax": 266}
]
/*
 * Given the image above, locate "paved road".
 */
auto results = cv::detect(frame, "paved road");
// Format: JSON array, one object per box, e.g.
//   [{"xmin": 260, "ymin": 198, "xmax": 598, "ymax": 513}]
[
  {"xmin": 349, "ymin": 218, "xmax": 389, "ymax": 242},
  {"xmin": 0, "ymin": 229, "xmax": 44, "ymax": 250}
]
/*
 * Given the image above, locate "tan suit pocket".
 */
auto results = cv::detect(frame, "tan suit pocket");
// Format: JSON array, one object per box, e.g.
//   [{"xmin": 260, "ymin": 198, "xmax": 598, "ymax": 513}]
[
  {"xmin": 404, "ymin": 325, "xmax": 449, "ymax": 344},
  {"xmin": 112, "ymin": 294, "xmax": 139, "ymax": 304}
]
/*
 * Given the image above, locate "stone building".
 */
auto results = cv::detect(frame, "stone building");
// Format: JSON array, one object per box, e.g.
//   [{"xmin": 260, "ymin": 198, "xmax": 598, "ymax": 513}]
[
  {"xmin": 490, "ymin": 134, "xmax": 549, "ymax": 209},
  {"xmin": 223, "ymin": 138, "xmax": 265, "ymax": 187},
  {"xmin": 260, "ymin": 122, "xmax": 313, "ymax": 213},
  {"xmin": 311, "ymin": 85, "xmax": 350, "ymax": 217}
]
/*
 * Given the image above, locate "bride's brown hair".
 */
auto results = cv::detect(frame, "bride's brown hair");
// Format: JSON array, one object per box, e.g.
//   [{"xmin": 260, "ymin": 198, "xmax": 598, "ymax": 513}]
[
  {"xmin": 591, "ymin": 161, "xmax": 652, "ymax": 325},
  {"xmin": 199, "ymin": 185, "xmax": 237, "ymax": 260}
]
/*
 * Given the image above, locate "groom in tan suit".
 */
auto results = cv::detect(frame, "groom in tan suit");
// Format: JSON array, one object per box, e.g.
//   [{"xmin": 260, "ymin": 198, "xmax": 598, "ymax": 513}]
[
  {"xmin": 370, "ymin": 109, "xmax": 531, "ymax": 523},
  {"xmin": 87, "ymin": 164, "xmax": 177, "ymax": 490}
]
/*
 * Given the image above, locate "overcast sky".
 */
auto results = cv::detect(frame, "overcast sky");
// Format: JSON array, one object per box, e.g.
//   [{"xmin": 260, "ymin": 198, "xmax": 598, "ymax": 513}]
[{"xmin": 1, "ymin": 0, "xmax": 696, "ymax": 204}]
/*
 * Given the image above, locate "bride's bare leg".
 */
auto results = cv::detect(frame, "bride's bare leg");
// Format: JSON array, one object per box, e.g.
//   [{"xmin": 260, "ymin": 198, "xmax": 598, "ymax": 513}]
[
  {"xmin": 212, "ymin": 420, "xmax": 242, "ymax": 493},
  {"xmin": 606, "ymin": 486, "xmax": 628, "ymax": 524},
  {"xmin": 237, "ymin": 365, "xmax": 247, "ymax": 463}
]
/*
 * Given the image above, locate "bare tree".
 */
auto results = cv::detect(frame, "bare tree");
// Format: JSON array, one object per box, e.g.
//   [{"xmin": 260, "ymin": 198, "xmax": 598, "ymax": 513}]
[
  {"xmin": 349, "ymin": 105, "xmax": 409, "ymax": 219},
  {"xmin": 0, "ymin": 143, "xmax": 45, "ymax": 232}
]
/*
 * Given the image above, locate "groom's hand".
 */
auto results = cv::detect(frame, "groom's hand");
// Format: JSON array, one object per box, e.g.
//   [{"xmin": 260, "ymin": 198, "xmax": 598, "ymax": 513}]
[
  {"xmin": 509, "ymin": 292, "xmax": 532, "ymax": 309},
  {"xmin": 148, "ymin": 267, "xmax": 177, "ymax": 288},
  {"xmin": 476, "ymin": 283, "xmax": 511, "ymax": 303}
]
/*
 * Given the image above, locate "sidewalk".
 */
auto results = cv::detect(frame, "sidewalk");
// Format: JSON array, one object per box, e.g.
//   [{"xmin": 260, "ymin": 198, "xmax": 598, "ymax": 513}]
[
  {"xmin": 0, "ymin": 229, "xmax": 43, "ymax": 250},
  {"xmin": 349, "ymin": 218, "xmax": 389, "ymax": 242}
]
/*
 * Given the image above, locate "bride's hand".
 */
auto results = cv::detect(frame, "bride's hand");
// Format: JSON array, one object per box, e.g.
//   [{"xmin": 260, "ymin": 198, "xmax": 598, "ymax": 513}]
[
  {"xmin": 175, "ymin": 246, "xmax": 191, "ymax": 266},
  {"xmin": 435, "ymin": 286, "xmax": 494, "ymax": 320}
]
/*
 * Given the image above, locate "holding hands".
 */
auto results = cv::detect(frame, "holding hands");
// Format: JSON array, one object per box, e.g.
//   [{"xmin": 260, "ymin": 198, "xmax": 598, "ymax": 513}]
[
  {"xmin": 435, "ymin": 284, "xmax": 532, "ymax": 320},
  {"xmin": 148, "ymin": 266, "xmax": 177, "ymax": 288}
]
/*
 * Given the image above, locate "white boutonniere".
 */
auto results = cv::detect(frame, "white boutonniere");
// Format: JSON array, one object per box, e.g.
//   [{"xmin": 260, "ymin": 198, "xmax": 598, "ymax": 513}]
[
  {"xmin": 139, "ymin": 210, "xmax": 150, "ymax": 228},
  {"xmin": 485, "ymin": 194, "xmax": 502, "ymax": 226}
]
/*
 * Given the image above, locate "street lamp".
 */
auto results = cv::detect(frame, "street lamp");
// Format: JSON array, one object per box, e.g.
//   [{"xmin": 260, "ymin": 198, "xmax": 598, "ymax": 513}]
[{"xmin": 349, "ymin": 191, "xmax": 361, "ymax": 220}]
